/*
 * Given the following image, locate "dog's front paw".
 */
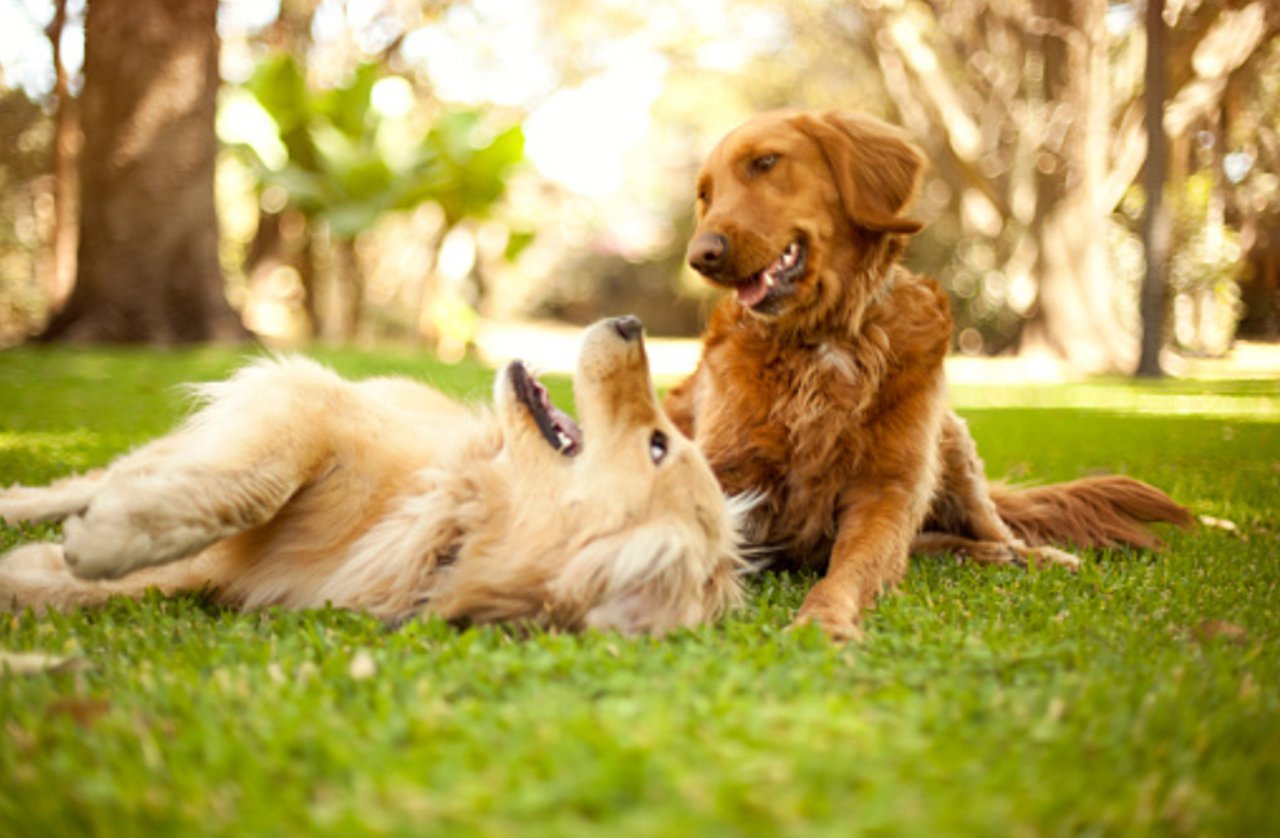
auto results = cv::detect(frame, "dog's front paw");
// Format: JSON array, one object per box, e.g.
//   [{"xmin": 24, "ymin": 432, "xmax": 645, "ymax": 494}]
[{"xmin": 791, "ymin": 584, "xmax": 863, "ymax": 642}]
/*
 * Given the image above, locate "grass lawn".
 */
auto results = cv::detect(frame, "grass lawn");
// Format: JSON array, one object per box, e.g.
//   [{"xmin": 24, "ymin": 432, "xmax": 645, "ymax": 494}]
[{"xmin": 1, "ymin": 344, "xmax": 1277, "ymax": 836}]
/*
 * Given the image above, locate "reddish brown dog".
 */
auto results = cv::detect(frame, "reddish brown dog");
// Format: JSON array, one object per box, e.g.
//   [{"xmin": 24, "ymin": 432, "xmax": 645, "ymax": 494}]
[{"xmin": 664, "ymin": 110, "xmax": 1192, "ymax": 640}]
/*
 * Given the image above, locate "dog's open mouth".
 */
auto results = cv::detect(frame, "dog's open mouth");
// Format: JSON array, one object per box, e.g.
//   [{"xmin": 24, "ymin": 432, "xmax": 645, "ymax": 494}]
[
  {"xmin": 736, "ymin": 238, "xmax": 807, "ymax": 311},
  {"xmin": 509, "ymin": 362, "xmax": 582, "ymax": 456}
]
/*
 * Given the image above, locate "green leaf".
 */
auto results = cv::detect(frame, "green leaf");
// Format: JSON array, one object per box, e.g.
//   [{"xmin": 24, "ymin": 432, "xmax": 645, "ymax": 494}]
[
  {"xmin": 313, "ymin": 63, "xmax": 380, "ymax": 141},
  {"xmin": 245, "ymin": 54, "xmax": 309, "ymax": 135},
  {"xmin": 321, "ymin": 202, "xmax": 387, "ymax": 239},
  {"xmin": 232, "ymin": 58, "xmax": 526, "ymax": 235},
  {"xmin": 259, "ymin": 163, "xmax": 332, "ymax": 215},
  {"xmin": 504, "ymin": 228, "xmax": 536, "ymax": 261}
]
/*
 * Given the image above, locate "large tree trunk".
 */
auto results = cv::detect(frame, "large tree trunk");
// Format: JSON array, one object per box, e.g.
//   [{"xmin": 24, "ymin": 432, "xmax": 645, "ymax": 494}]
[
  {"xmin": 42, "ymin": 0, "xmax": 244, "ymax": 344},
  {"xmin": 1020, "ymin": 0, "xmax": 1136, "ymax": 372}
]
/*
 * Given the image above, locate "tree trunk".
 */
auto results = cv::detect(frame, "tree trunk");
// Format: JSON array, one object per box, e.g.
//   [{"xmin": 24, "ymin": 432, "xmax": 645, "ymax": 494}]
[
  {"xmin": 1020, "ymin": 0, "xmax": 1136, "ymax": 372},
  {"xmin": 323, "ymin": 237, "xmax": 362, "ymax": 343},
  {"xmin": 42, "ymin": 0, "xmax": 244, "ymax": 344},
  {"xmin": 1136, "ymin": 0, "xmax": 1170, "ymax": 376},
  {"xmin": 46, "ymin": 0, "xmax": 78, "ymax": 312},
  {"xmin": 299, "ymin": 225, "xmax": 321, "ymax": 338}
]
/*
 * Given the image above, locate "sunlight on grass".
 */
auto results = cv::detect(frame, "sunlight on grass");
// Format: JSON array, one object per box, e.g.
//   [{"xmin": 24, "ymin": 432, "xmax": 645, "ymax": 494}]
[
  {"xmin": 0, "ymin": 430, "xmax": 111, "ymax": 454},
  {"xmin": 0, "ymin": 430, "xmax": 131, "ymax": 481},
  {"xmin": 950, "ymin": 381, "xmax": 1280, "ymax": 420}
]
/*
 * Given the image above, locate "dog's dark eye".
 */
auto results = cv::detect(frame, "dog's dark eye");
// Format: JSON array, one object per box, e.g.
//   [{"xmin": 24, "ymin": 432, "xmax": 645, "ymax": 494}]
[
  {"xmin": 649, "ymin": 430, "xmax": 669, "ymax": 465},
  {"xmin": 751, "ymin": 154, "xmax": 779, "ymax": 174}
]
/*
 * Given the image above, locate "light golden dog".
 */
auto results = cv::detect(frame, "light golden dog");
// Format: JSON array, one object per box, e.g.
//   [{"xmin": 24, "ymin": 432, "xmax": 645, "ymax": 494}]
[
  {"xmin": 0, "ymin": 317, "xmax": 746, "ymax": 634},
  {"xmin": 665, "ymin": 110, "xmax": 1192, "ymax": 641}
]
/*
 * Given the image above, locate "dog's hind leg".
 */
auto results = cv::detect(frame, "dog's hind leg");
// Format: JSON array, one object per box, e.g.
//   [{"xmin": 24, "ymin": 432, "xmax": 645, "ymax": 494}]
[
  {"xmin": 0, "ymin": 470, "xmax": 107, "ymax": 525},
  {"xmin": 59, "ymin": 432, "xmax": 315, "ymax": 581},
  {"xmin": 928, "ymin": 412, "xmax": 1020, "ymax": 541},
  {"xmin": 920, "ymin": 412, "xmax": 1080, "ymax": 571},
  {"xmin": 3, "ymin": 359, "xmax": 345, "ymax": 589},
  {"xmin": 0, "ymin": 542, "xmax": 230, "ymax": 613},
  {"xmin": 0, "ymin": 543, "xmax": 108, "ymax": 612},
  {"xmin": 53, "ymin": 364, "xmax": 338, "ymax": 581},
  {"xmin": 911, "ymin": 532, "xmax": 1079, "ymax": 571}
]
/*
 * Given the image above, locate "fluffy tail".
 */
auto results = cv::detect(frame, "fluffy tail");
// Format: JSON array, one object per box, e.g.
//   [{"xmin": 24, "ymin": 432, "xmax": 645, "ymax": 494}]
[{"xmin": 992, "ymin": 476, "xmax": 1194, "ymax": 551}]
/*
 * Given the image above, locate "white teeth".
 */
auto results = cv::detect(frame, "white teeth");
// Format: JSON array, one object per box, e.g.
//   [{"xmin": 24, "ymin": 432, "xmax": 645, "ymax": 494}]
[
  {"xmin": 556, "ymin": 430, "xmax": 571, "ymax": 450},
  {"xmin": 754, "ymin": 242, "xmax": 799, "ymax": 292}
]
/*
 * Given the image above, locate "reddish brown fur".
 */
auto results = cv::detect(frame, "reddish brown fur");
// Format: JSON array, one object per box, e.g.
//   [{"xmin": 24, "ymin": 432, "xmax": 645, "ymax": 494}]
[
  {"xmin": 667, "ymin": 110, "xmax": 1192, "ymax": 640},
  {"xmin": 992, "ymin": 477, "xmax": 1194, "ymax": 551}
]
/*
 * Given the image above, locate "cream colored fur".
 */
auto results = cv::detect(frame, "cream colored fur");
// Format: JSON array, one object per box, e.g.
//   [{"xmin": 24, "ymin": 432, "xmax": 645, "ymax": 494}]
[{"xmin": 0, "ymin": 319, "xmax": 747, "ymax": 635}]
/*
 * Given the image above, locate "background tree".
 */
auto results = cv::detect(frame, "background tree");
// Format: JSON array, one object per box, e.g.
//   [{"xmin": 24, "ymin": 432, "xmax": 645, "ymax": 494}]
[
  {"xmin": 1021, "ymin": 0, "xmax": 1134, "ymax": 370},
  {"xmin": 1, "ymin": 0, "xmax": 1275, "ymax": 362},
  {"xmin": 1137, "ymin": 0, "xmax": 1170, "ymax": 377},
  {"xmin": 823, "ymin": 0, "xmax": 1279, "ymax": 371},
  {"xmin": 43, "ymin": 0, "xmax": 243, "ymax": 343},
  {"xmin": 44, "ymin": 0, "xmax": 77, "ymax": 312},
  {"xmin": 232, "ymin": 54, "xmax": 525, "ymax": 342},
  {"xmin": 1233, "ymin": 36, "xmax": 1280, "ymax": 340}
]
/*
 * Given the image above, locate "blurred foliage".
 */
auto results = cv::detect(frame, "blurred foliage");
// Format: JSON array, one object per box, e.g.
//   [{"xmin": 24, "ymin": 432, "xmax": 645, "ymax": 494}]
[
  {"xmin": 0, "ymin": 0, "xmax": 1276, "ymax": 355},
  {"xmin": 1168, "ymin": 173, "xmax": 1245, "ymax": 355},
  {"xmin": 747, "ymin": 0, "xmax": 1280, "ymax": 358},
  {"xmin": 218, "ymin": 49, "xmax": 528, "ymax": 345},
  {"xmin": 0, "ymin": 91, "xmax": 54, "ymax": 346},
  {"xmin": 1231, "ymin": 35, "xmax": 1280, "ymax": 339},
  {"xmin": 235, "ymin": 54, "xmax": 525, "ymax": 239},
  {"xmin": 1170, "ymin": 174, "xmax": 1244, "ymax": 296}
]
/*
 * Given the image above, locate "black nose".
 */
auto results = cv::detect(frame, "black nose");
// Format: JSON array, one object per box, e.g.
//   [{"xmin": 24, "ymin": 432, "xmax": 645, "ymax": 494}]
[
  {"xmin": 612, "ymin": 315, "xmax": 643, "ymax": 341},
  {"xmin": 687, "ymin": 232, "xmax": 729, "ymax": 277}
]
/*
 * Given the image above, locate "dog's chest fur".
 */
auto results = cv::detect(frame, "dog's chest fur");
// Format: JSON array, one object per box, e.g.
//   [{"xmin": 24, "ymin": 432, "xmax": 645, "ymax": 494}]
[{"xmin": 691, "ymin": 274, "xmax": 951, "ymax": 565}]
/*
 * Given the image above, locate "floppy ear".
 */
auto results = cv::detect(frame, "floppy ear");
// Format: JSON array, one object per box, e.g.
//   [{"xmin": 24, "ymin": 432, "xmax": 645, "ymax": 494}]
[{"xmin": 792, "ymin": 110, "xmax": 925, "ymax": 235}]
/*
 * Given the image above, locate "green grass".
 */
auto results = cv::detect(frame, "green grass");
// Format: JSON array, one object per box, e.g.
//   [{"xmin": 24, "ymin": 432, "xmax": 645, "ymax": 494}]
[{"xmin": 1, "ymin": 346, "xmax": 1277, "ymax": 836}]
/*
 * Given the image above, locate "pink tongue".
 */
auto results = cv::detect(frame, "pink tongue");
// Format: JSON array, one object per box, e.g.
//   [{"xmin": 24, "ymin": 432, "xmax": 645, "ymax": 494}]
[{"xmin": 736, "ymin": 275, "xmax": 769, "ymax": 308}]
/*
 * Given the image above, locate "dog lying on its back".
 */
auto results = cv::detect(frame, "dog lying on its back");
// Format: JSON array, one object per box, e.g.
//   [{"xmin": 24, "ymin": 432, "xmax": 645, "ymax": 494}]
[
  {"xmin": 0, "ymin": 317, "xmax": 747, "ymax": 634},
  {"xmin": 666, "ymin": 110, "xmax": 1193, "ymax": 640}
]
